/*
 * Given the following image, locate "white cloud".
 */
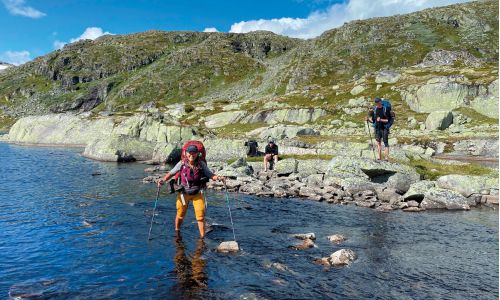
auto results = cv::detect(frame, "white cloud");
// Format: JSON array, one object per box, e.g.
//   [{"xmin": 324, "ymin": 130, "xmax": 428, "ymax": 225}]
[
  {"xmin": 0, "ymin": 50, "xmax": 31, "ymax": 65},
  {"xmin": 2, "ymin": 0, "xmax": 46, "ymax": 18},
  {"xmin": 203, "ymin": 27, "xmax": 219, "ymax": 33},
  {"xmin": 53, "ymin": 27, "xmax": 114, "ymax": 49},
  {"xmin": 230, "ymin": 0, "xmax": 471, "ymax": 38}
]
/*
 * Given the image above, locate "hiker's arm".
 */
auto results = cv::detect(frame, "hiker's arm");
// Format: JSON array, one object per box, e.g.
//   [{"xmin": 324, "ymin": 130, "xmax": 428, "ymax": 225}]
[
  {"xmin": 200, "ymin": 161, "xmax": 224, "ymax": 181},
  {"xmin": 158, "ymin": 161, "xmax": 181, "ymax": 186}
]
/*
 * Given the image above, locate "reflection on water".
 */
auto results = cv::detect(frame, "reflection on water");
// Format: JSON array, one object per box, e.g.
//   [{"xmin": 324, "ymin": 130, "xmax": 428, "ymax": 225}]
[
  {"xmin": 171, "ymin": 234, "xmax": 208, "ymax": 295},
  {"xmin": 0, "ymin": 142, "xmax": 498, "ymax": 299}
]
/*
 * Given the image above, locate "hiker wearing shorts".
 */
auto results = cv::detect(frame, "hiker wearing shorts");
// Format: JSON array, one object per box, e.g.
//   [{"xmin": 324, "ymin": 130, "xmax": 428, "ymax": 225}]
[
  {"xmin": 263, "ymin": 140, "xmax": 278, "ymax": 171},
  {"xmin": 158, "ymin": 144, "xmax": 224, "ymax": 238},
  {"xmin": 366, "ymin": 98, "xmax": 393, "ymax": 161}
]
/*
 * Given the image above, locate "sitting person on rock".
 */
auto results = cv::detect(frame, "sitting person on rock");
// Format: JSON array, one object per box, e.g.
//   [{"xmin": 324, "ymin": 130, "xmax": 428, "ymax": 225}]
[
  {"xmin": 263, "ymin": 140, "xmax": 279, "ymax": 171},
  {"xmin": 157, "ymin": 143, "xmax": 225, "ymax": 239}
]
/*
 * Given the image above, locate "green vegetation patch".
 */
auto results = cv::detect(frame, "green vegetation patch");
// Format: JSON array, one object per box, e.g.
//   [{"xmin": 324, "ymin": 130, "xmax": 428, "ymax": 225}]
[{"xmin": 406, "ymin": 158, "xmax": 495, "ymax": 181}]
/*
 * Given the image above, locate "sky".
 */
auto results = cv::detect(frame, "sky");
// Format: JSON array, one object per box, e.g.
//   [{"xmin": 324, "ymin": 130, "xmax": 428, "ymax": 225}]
[{"xmin": 1, "ymin": 0, "xmax": 470, "ymax": 65}]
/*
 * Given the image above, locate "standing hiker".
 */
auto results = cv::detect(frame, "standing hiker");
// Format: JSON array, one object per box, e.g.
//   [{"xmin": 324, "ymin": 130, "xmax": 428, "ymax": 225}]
[
  {"xmin": 157, "ymin": 141, "xmax": 225, "ymax": 238},
  {"xmin": 263, "ymin": 140, "xmax": 279, "ymax": 171},
  {"xmin": 366, "ymin": 97, "xmax": 394, "ymax": 161}
]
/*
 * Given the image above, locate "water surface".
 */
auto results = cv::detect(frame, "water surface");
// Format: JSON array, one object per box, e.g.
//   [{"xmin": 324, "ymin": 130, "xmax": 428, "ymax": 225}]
[{"xmin": 0, "ymin": 142, "xmax": 498, "ymax": 299}]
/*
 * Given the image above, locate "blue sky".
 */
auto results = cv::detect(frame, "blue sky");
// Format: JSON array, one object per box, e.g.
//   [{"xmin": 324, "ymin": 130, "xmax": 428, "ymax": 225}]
[{"xmin": 1, "ymin": 0, "xmax": 469, "ymax": 65}]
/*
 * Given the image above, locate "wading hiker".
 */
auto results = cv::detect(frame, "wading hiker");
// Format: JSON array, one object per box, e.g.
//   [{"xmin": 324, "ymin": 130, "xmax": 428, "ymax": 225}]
[
  {"xmin": 263, "ymin": 140, "xmax": 279, "ymax": 171},
  {"xmin": 366, "ymin": 97, "xmax": 394, "ymax": 161},
  {"xmin": 157, "ymin": 141, "xmax": 225, "ymax": 238}
]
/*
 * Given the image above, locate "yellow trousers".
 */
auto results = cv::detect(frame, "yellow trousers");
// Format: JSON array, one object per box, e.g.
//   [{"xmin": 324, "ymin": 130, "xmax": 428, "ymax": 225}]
[{"xmin": 176, "ymin": 192, "xmax": 205, "ymax": 221}]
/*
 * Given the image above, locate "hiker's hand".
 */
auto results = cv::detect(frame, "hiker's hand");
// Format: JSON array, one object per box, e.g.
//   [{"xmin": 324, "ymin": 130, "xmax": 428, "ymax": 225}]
[
  {"xmin": 217, "ymin": 176, "xmax": 225, "ymax": 182},
  {"xmin": 376, "ymin": 117, "xmax": 381, "ymax": 122},
  {"xmin": 157, "ymin": 178, "xmax": 165, "ymax": 187}
]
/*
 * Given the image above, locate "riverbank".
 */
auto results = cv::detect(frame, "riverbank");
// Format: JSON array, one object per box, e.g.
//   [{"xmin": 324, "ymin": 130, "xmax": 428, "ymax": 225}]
[{"xmin": 1, "ymin": 112, "xmax": 498, "ymax": 212}]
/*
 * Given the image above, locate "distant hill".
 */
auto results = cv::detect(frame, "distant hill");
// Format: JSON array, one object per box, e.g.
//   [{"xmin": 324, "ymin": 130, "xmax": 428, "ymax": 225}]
[{"xmin": 0, "ymin": 0, "xmax": 497, "ymax": 131}]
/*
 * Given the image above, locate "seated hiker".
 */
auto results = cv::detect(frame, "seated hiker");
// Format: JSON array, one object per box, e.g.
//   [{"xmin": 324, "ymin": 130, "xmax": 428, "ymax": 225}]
[
  {"xmin": 263, "ymin": 140, "xmax": 279, "ymax": 171},
  {"xmin": 366, "ymin": 97, "xmax": 394, "ymax": 161},
  {"xmin": 157, "ymin": 142, "xmax": 225, "ymax": 238}
]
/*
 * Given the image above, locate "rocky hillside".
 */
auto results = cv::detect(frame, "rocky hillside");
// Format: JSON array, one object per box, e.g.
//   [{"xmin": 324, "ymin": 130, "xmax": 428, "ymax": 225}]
[{"xmin": 0, "ymin": 0, "xmax": 498, "ymax": 135}]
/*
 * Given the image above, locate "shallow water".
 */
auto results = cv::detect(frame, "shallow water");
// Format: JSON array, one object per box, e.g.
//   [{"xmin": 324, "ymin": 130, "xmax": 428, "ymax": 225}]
[{"xmin": 0, "ymin": 142, "xmax": 498, "ymax": 299}]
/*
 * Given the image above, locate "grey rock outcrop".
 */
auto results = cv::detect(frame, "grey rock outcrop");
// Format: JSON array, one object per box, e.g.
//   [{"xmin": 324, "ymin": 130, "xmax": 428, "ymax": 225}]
[
  {"xmin": 83, "ymin": 135, "xmax": 155, "ymax": 162},
  {"xmin": 436, "ymin": 175, "xmax": 498, "ymax": 197}
]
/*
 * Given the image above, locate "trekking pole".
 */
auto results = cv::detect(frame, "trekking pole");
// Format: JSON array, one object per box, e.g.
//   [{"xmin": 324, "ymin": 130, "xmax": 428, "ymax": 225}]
[
  {"xmin": 366, "ymin": 120, "xmax": 376, "ymax": 160},
  {"xmin": 223, "ymin": 181, "xmax": 237, "ymax": 242},
  {"xmin": 148, "ymin": 184, "xmax": 161, "ymax": 240}
]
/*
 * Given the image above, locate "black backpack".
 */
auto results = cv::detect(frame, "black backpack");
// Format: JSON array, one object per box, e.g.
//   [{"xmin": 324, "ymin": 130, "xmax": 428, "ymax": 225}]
[{"xmin": 244, "ymin": 140, "xmax": 259, "ymax": 157}]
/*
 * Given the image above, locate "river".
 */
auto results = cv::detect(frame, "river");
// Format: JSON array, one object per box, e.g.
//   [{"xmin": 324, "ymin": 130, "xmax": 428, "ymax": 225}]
[{"xmin": 0, "ymin": 142, "xmax": 498, "ymax": 299}]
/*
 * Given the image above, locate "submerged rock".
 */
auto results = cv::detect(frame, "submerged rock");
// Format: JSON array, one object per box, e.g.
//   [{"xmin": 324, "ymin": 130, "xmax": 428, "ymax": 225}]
[
  {"xmin": 327, "ymin": 234, "xmax": 346, "ymax": 244},
  {"xmin": 291, "ymin": 238, "xmax": 315, "ymax": 250},
  {"xmin": 320, "ymin": 249, "xmax": 357, "ymax": 266},
  {"xmin": 292, "ymin": 233, "xmax": 316, "ymax": 240}
]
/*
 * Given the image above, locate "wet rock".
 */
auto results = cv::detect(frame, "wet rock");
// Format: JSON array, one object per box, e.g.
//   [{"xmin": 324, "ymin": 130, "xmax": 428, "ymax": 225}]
[
  {"xmin": 292, "ymin": 233, "xmax": 316, "ymax": 240},
  {"xmin": 323, "ymin": 249, "xmax": 357, "ymax": 266},
  {"xmin": 291, "ymin": 238, "xmax": 315, "ymax": 250},
  {"xmin": 375, "ymin": 187, "xmax": 400, "ymax": 202},
  {"xmin": 376, "ymin": 203, "xmax": 394, "ymax": 212},
  {"xmin": 327, "ymin": 234, "xmax": 346, "ymax": 244},
  {"xmin": 239, "ymin": 182, "xmax": 264, "ymax": 194},
  {"xmin": 403, "ymin": 207, "xmax": 426, "ymax": 212},
  {"xmin": 355, "ymin": 201, "xmax": 377, "ymax": 208},
  {"xmin": 216, "ymin": 241, "xmax": 240, "ymax": 253}
]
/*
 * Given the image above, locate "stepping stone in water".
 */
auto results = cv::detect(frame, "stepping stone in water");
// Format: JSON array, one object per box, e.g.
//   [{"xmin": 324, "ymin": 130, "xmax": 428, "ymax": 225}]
[{"xmin": 216, "ymin": 241, "xmax": 240, "ymax": 253}]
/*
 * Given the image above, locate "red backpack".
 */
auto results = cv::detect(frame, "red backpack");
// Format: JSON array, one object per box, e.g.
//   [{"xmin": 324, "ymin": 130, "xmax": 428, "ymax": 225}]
[{"xmin": 180, "ymin": 140, "xmax": 206, "ymax": 163}]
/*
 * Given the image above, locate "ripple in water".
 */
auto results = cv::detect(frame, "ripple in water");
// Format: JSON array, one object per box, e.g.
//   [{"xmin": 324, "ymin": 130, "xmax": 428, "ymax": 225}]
[{"xmin": 0, "ymin": 142, "xmax": 498, "ymax": 299}]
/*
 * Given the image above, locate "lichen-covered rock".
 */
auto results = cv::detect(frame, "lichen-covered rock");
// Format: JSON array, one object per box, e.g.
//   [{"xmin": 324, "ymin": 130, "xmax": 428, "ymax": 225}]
[
  {"xmin": 203, "ymin": 138, "xmax": 247, "ymax": 161},
  {"xmin": 420, "ymin": 187, "xmax": 473, "ymax": 210},
  {"xmin": 274, "ymin": 158, "xmax": 298, "ymax": 175},
  {"xmin": 470, "ymin": 79, "xmax": 498, "ymax": 119},
  {"xmin": 204, "ymin": 111, "xmax": 247, "ymax": 128},
  {"xmin": 375, "ymin": 70, "xmax": 401, "ymax": 84},
  {"xmin": 83, "ymin": 135, "xmax": 155, "ymax": 162},
  {"xmin": 403, "ymin": 181, "xmax": 436, "ymax": 201},
  {"xmin": 425, "ymin": 111, "xmax": 453, "ymax": 130},
  {"xmin": 255, "ymin": 125, "xmax": 319, "ymax": 140},
  {"xmin": 436, "ymin": 175, "xmax": 498, "ymax": 197}
]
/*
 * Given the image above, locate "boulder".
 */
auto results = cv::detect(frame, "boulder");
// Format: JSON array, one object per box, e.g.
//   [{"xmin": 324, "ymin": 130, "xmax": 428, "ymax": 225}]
[
  {"xmin": 151, "ymin": 142, "xmax": 181, "ymax": 163},
  {"xmin": 274, "ymin": 158, "xmax": 298, "ymax": 176},
  {"xmin": 327, "ymin": 234, "xmax": 346, "ymax": 244},
  {"xmin": 292, "ymin": 233, "xmax": 316, "ymax": 240},
  {"xmin": 425, "ymin": 111, "xmax": 453, "ymax": 130},
  {"xmin": 216, "ymin": 241, "xmax": 240, "ymax": 253},
  {"xmin": 325, "ymin": 249, "xmax": 357, "ymax": 266},
  {"xmin": 436, "ymin": 175, "xmax": 498, "ymax": 197},
  {"xmin": 420, "ymin": 187, "xmax": 473, "ymax": 210},
  {"xmin": 219, "ymin": 158, "xmax": 254, "ymax": 177},
  {"xmin": 256, "ymin": 125, "xmax": 319, "ymax": 140},
  {"xmin": 203, "ymin": 138, "xmax": 247, "ymax": 161},
  {"xmin": 470, "ymin": 79, "xmax": 498, "ymax": 119},
  {"xmin": 83, "ymin": 135, "xmax": 155, "ymax": 162},
  {"xmin": 375, "ymin": 187, "xmax": 401, "ymax": 202},
  {"xmin": 350, "ymin": 85, "xmax": 366, "ymax": 95},
  {"xmin": 291, "ymin": 238, "xmax": 315, "ymax": 250},
  {"xmin": 239, "ymin": 182, "xmax": 265, "ymax": 194},
  {"xmin": 375, "ymin": 70, "xmax": 401, "ymax": 84},
  {"xmin": 325, "ymin": 156, "xmax": 420, "ymax": 192},
  {"xmin": 402, "ymin": 77, "xmax": 468, "ymax": 113},
  {"xmin": 297, "ymin": 160, "xmax": 329, "ymax": 176},
  {"xmin": 244, "ymin": 108, "xmax": 327, "ymax": 125},
  {"xmin": 204, "ymin": 111, "xmax": 247, "ymax": 128},
  {"xmin": 403, "ymin": 181, "xmax": 436, "ymax": 201}
]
